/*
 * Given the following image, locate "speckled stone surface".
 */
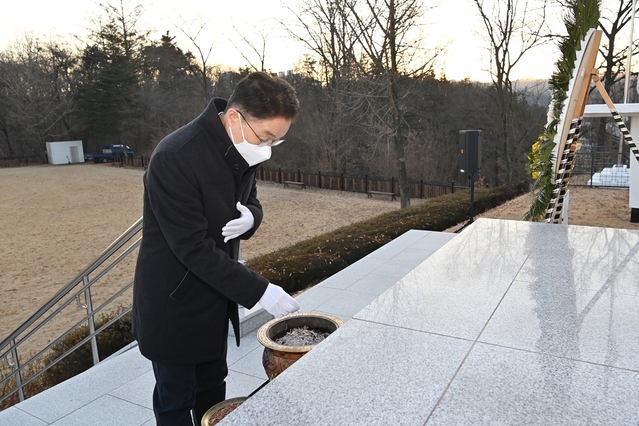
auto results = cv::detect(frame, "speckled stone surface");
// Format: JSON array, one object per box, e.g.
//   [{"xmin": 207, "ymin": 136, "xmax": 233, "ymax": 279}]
[
  {"xmin": 220, "ymin": 320, "xmax": 473, "ymax": 426},
  {"xmin": 427, "ymin": 343, "xmax": 639, "ymax": 425},
  {"xmin": 0, "ymin": 407, "xmax": 47, "ymax": 426},
  {"xmin": 221, "ymin": 218, "xmax": 639, "ymax": 425},
  {"xmin": 48, "ymin": 394, "xmax": 154, "ymax": 426},
  {"xmin": 14, "ymin": 345, "xmax": 151, "ymax": 424},
  {"xmin": 355, "ymin": 219, "xmax": 538, "ymax": 340}
]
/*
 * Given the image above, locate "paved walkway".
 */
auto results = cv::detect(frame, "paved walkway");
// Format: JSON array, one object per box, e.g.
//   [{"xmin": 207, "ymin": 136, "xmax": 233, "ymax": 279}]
[{"xmin": 0, "ymin": 229, "xmax": 455, "ymax": 426}]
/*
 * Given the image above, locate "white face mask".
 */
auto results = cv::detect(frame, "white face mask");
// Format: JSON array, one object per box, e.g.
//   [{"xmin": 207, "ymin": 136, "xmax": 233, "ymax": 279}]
[{"xmin": 229, "ymin": 116, "xmax": 272, "ymax": 167}]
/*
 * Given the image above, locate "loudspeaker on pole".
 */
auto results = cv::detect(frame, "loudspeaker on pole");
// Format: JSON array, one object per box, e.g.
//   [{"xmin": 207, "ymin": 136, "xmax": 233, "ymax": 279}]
[{"xmin": 459, "ymin": 130, "xmax": 482, "ymax": 174}]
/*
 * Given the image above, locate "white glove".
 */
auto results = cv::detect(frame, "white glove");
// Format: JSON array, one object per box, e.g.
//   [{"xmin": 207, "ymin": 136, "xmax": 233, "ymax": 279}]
[
  {"xmin": 259, "ymin": 283, "xmax": 301, "ymax": 317},
  {"xmin": 222, "ymin": 202, "xmax": 255, "ymax": 243}
]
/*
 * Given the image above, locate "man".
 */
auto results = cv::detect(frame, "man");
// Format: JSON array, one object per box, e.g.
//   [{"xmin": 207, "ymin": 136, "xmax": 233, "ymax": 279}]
[{"xmin": 132, "ymin": 72, "xmax": 301, "ymax": 425}]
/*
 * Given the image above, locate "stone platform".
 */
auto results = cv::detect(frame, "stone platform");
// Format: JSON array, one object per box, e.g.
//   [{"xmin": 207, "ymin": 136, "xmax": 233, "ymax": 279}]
[{"xmin": 222, "ymin": 219, "xmax": 639, "ymax": 425}]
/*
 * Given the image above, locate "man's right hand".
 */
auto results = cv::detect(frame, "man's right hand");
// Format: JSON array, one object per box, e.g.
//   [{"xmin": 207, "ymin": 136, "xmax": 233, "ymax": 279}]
[{"xmin": 259, "ymin": 283, "xmax": 301, "ymax": 317}]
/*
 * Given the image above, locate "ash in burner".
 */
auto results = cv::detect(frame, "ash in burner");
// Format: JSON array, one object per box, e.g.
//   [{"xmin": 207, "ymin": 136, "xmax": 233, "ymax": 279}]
[{"xmin": 275, "ymin": 326, "xmax": 330, "ymax": 346}]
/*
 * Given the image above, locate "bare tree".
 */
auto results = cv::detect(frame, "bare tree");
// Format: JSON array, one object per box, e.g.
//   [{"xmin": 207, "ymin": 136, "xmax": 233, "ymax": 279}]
[
  {"xmin": 284, "ymin": 0, "xmax": 360, "ymax": 86},
  {"xmin": 283, "ymin": 0, "xmax": 363, "ymax": 173},
  {"xmin": 286, "ymin": 0, "xmax": 442, "ymax": 207},
  {"xmin": 587, "ymin": 0, "xmax": 638, "ymax": 151},
  {"xmin": 172, "ymin": 15, "xmax": 217, "ymax": 100},
  {"xmin": 598, "ymin": 0, "xmax": 637, "ymax": 97},
  {"xmin": 473, "ymin": 0, "xmax": 549, "ymax": 184},
  {"xmin": 345, "ymin": 0, "xmax": 443, "ymax": 207},
  {"xmin": 0, "ymin": 35, "xmax": 78, "ymax": 157},
  {"xmin": 228, "ymin": 24, "xmax": 273, "ymax": 73}
]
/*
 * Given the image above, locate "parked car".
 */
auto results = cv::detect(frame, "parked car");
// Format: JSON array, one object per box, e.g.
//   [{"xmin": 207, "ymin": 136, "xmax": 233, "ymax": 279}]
[{"xmin": 84, "ymin": 145, "xmax": 134, "ymax": 163}]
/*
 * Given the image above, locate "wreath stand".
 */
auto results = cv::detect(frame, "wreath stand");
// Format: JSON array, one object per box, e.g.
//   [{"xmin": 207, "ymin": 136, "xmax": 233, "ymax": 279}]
[{"xmin": 545, "ymin": 29, "xmax": 639, "ymax": 224}]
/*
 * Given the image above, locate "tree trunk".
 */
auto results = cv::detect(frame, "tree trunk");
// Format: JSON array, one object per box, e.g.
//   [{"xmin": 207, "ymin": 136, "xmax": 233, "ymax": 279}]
[
  {"xmin": 389, "ymin": 78, "xmax": 410, "ymax": 208},
  {"xmin": 595, "ymin": 118, "xmax": 607, "ymax": 151},
  {"xmin": 394, "ymin": 131, "xmax": 410, "ymax": 208},
  {"xmin": 1, "ymin": 127, "xmax": 14, "ymax": 156},
  {"xmin": 493, "ymin": 148, "xmax": 500, "ymax": 187},
  {"xmin": 502, "ymin": 106, "xmax": 513, "ymax": 183}
]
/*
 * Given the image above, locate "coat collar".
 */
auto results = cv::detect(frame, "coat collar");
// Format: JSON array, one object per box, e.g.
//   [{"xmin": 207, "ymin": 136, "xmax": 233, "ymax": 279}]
[{"xmin": 198, "ymin": 98, "xmax": 255, "ymax": 179}]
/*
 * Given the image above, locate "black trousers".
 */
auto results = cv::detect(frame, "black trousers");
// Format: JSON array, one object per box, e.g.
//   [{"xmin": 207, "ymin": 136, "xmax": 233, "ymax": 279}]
[{"xmin": 151, "ymin": 344, "xmax": 228, "ymax": 426}]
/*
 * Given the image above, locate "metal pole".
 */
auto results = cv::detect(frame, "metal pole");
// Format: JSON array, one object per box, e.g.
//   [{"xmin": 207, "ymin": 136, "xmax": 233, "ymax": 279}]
[
  {"xmin": 621, "ymin": 0, "xmax": 638, "ymax": 164},
  {"xmin": 469, "ymin": 174, "xmax": 475, "ymax": 221},
  {"xmin": 624, "ymin": 0, "xmax": 637, "ymax": 104},
  {"xmin": 9, "ymin": 341, "xmax": 25, "ymax": 402},
  {"xmin": 83, "ymin": 276, "xmax": 100, "ymax": 366},
  {"xmin": 590, "ymin": 151, "xmax": 596, "ymax": 187}
]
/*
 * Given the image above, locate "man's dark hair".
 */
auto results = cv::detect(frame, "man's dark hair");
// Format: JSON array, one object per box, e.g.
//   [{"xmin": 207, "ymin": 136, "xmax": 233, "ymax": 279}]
[{"xmin": 227, "ymin": 72, "xmax": 300, "ymax": 120}]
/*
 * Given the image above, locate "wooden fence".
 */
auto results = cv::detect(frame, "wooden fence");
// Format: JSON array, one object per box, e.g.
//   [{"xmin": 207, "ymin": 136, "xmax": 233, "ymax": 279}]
[
  {"xmin": 2, "ymin": 156, "xmax": 463, "ymax": 200},
  {"xmin": 111, "ymin": 155, "xmax": 149, "ymax": 168},
  {"xmin": 0, "ymin": 156, "xmax": 43, "ymax": 167},
  {"xmin": 0, "ymin": 155, "xmax": 145, "ymax": 168},
  {"xmin": 257, "ymin": 167, "xmax": 463, "ymax": 199}
]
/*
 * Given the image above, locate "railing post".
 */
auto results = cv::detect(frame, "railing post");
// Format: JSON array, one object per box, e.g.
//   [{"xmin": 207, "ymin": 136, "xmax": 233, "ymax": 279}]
[
  {"xmin": 82, "ymin": 277, "xmax": 100, "ymax": 366},
  {"xmin": 9, "ymin": 340, "xmax": 25, "ymax": 402},
  {"xmin": 452, "ymin": 181, "xmax": 455, "ymax": 194},
  {"xmin": 318, "ymin": 171, "xmax": 322, "ymax": 189},
  {"xmin": 590, "ymin": 152, "xmax": 595, "ymax": 188},
  {"xmin": 420, "ymin": 179, "xmax": 424, "ymax": 199}
]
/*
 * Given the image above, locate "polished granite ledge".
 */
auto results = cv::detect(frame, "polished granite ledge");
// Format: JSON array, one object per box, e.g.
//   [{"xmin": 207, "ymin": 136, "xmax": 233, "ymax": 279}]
[
  {"xmin": 221, "ymin": 218, "xmax": 639, "ymax": 425},
  {"xmin": 0, "ymin": 229, "xmax": 456, "ymax": 425}
]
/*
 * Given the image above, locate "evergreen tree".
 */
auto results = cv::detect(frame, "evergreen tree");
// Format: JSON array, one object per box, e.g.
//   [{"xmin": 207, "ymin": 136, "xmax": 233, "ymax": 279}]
[{"xmin": 77, "ymin": 1, "xmax": 145, "ymax": 150}]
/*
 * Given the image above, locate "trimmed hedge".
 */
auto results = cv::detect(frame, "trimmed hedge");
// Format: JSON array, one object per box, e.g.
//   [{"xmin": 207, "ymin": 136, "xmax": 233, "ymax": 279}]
[
  {"xmin": 247, "ymin": 181, "xmax": 529, "ymax": 294},
  {"xmin": 12, "ymin": 181, "xmax": 525, "ymax": 405}
]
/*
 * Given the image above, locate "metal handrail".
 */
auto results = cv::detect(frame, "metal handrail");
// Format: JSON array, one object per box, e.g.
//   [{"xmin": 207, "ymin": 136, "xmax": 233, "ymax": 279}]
[{"xmin": 0, "ymin": 217, "xmax": 143, "ymax": 406}]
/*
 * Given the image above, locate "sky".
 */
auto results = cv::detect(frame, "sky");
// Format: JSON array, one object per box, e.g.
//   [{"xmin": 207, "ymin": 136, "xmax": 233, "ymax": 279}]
[{"xmin": 0, "ymin": 0, "xmax": 563, "ymax": 82}]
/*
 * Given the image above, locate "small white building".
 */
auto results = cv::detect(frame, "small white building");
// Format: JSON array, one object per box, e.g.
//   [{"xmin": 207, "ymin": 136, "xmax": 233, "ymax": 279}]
[{"xmin": 46, "ymin": 141, "xmax": 85, "ymax": 165}]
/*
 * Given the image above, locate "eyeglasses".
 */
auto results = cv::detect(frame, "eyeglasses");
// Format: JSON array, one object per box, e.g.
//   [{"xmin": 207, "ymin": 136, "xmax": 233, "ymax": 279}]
[{"xmin": 237, "ymin": 110, "xmax": 285, "ymax": 147}]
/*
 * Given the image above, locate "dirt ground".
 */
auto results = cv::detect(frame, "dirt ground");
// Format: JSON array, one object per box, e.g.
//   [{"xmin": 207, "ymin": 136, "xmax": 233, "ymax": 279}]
[
  {"xmin": 445, "ymin": 186, "xmax": 639, "ymax": 232},
  {"xmin": 1, "ymin": 163, "xmax": 638, "ymax": 352},
  {"xmin": 0, "ymin": 163, "xmax": 409, "ymax": 347}
]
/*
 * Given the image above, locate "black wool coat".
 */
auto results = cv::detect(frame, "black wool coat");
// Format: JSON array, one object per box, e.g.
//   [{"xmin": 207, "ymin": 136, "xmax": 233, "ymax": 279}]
[{"xmin": 132, "ymin": 98, "xmax": 269, "ymax": 364}]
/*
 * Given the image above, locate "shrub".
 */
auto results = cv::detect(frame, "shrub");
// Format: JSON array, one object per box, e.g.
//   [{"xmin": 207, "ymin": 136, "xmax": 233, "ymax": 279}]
[
  {"xmin": 247, "ymin": 182, "xmax": 528, "ymax": 293},
  {"xmin": 0, "ymin": 355, "xmax": 48, "ymax": 411},
  {"xmin": 42, "ymin": 309, "xmax": 133, "ymax": 388}
]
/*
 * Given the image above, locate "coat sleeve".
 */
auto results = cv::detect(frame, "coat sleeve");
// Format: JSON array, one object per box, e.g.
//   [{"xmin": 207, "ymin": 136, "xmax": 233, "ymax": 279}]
[{"xmin": 145, "ymin": 150, "xmax": 268, "ymax": 309}]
